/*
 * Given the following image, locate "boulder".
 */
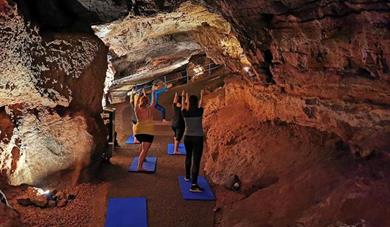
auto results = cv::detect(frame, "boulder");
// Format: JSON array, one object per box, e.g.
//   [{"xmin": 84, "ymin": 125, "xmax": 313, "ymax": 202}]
[{"xmin": 0, "ymin": 3, "xmax": 108, "ymax": 186}]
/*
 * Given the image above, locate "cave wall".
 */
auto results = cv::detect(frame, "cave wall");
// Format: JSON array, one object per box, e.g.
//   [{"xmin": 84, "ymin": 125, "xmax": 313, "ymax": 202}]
[
  {"xmin": 197, "ymin": 0, "xmax": 390, "ymax": 226},
  {"xmin": 204, "ymin": 77, "xmax": 390, "ymax": 226},
  {"xmin": 0, "ymin": 2, "xmax": 108, "ymax": 185},
  {"xmin": 199, "ymin": 0, "xmax": 390, "ymax": 156}
]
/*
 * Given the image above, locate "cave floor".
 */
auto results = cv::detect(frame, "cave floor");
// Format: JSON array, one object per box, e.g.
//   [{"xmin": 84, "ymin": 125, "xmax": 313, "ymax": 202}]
[
  {"xmin": 3, "ymin": 75, "xmax": 222, "ymax": 227},
  {"xmin": 3, "ymin": 129, "xmax": 215, "ymax": 227},
  {"xmin": 98, "ymin": 133, "xmax": 215, "ymax": 227}
]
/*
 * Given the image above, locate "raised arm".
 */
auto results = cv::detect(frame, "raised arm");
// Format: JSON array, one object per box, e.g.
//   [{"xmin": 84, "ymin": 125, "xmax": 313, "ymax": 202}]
[
  {"xmin": 184, "ymin": 92, "xmax": 190, "ymax": 110},
  {"xmin": 129, "ymin": 92, "xmax": 134, "ymax": 105},
  {"xmin": 181, "ymin": 90, "xmax": 187, "ymax": 111},
  {"xmin": 134, "ymin": 93, "xmax": 140, "ymax": 111},
  {"xmin": 198, "ymin": 89, "xmax": 204, "ymax": 108},
  {"xmin": 150, "ymin": 88, "xmax": 156, "ymax": 107},
  {"xmin": 173, "ymin": 92, "xmax": 178, "ymax": 104}
]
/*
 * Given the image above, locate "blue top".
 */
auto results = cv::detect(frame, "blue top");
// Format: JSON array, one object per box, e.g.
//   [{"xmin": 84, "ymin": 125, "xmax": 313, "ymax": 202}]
[
  {"xmin": 154, "ymin": 87, "xmax": 168, "ymax": 99},
  {"xmin": 150, "ymin": 87, "xmax": 168, "ymax": 103}
]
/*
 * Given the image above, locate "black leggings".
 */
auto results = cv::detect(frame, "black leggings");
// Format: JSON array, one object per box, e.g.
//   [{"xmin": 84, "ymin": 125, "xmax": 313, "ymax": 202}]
[{"xmin": 184, "ymin": 136, "xmax": 204, "ymax": 185}]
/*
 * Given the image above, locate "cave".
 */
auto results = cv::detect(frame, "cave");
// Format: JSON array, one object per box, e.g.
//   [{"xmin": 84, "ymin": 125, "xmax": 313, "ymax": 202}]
[{"xmin": 1, "ymin": 0, "xmax": 389, "ymax": 226}]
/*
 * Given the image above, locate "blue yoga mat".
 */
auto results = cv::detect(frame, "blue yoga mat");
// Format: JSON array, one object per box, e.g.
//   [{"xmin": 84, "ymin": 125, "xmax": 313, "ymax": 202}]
[
  {"xmin": 167, "ymin": 143, "xmax": 186, "ymax": 155},
  {"xmin": 125, "ymin": 135, "xmax": 139, "ymax": 144},
  {"xmin": 105, "ymin": 197, "xmax": 148, "ymax": 227},
  {"xmin": 178, "ymin": 176, "xmax": 215, "ymax": 201},
  {"xmin": 129, "ymin": 156, "xmax": 157, "ymax": 173}
]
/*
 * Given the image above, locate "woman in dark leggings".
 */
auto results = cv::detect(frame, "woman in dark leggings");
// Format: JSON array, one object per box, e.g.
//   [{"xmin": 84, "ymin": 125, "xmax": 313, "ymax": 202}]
[
  {"xmin": 181, "ymin": 89, "xmax": 204, "ymax": 192},
  {"xmin": 172, "ymin": 92, "xmax": 185, "ymax": 154}
]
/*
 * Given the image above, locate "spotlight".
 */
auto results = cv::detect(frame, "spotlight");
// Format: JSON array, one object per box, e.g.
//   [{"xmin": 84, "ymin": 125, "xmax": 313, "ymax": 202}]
[
  {"xmin": 34, "ymin": 187, "xmax": 51, "ymax": 196},
  {"xmin": 243, "ymin": 66, "xmax": 251, "ymax": 72},
  {"xmin": 193, "ymin": 65, "xmax": 205, "ymax": 76}
]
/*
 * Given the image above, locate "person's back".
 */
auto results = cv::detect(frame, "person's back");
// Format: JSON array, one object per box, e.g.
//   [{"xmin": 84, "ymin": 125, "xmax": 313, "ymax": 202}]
[
  {"xmin": 133, "ymin": 94, "xmax": 155, "ymax": 136},
  {"xmin": 136, "ymin": 105, "xmax": 153, "ymax": 122},
  {"xmin": 172, "ymin": 103, "xmax": 185, "ymax": 129},
  {"xmin": 182, "ymin": 107, "xmax": 203, "ymax": 137}
]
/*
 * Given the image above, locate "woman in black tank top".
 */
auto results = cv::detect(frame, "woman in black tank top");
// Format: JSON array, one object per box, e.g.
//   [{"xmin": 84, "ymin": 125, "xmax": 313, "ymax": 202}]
[
  {"xmin": 172, "ymin": 92, "xmax": 185, "ymax": 154},
  {"xmin": 181, "ymin": 90, "xmax": 205, "ymax": 193}
]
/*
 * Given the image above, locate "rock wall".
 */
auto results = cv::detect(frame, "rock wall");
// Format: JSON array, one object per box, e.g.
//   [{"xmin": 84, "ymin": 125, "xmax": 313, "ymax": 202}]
[
  {"xmin": 198, "ymin": 0, "xmax": 390, "ymax": 226},
  {"xmin": 0, "ymin": 2, "xmax": 108, "ymax": 186},
  {"xmin": 199, "ymin": 0, "xmax": 390, "ymax": 155},
  {"xmin": 204, "ymin": 77, "xmax": 390, "ymax": 226}
]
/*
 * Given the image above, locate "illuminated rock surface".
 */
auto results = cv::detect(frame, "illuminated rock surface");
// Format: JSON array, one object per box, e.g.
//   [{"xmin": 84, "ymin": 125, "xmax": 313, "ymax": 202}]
[
  {"xmin": 0, "ymin": 0, "xmax": 389, "ymax": 226},
  {"xmin": 0, "ymin": 3, "xmax": 107, "ymax": 186}
]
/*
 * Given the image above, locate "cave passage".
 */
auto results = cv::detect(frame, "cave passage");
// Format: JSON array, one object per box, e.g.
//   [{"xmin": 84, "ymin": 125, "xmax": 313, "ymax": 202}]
[{"xmin": 1, "ymin": 0, "xmax": 390, "ymax": 227}]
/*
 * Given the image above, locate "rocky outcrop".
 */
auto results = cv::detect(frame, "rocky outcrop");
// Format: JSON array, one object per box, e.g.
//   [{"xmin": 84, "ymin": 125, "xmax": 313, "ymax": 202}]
[
  {"xmin": 0, "ymin": 2, "xmax": 108, "ymax": 185},
  {"xmin": 93, "ymin": 2, "xmax": 247, "ymax": 102},
  {"xmin": 199, "ymin": 0, "xmax": 390, "ymax": 153},
  {"xmin": 204, "ymin": 77, "xmax": 390, "ymax": 226}
]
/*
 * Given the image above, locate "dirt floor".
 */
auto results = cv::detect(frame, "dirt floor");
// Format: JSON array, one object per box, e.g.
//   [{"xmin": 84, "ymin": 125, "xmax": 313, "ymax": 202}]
[
  {"xmin": 3, "ymin": 132, "xmax": 215, "ymax": 227},
  {"xmin": 1, "ymin": 74, "xmax": 223, "ymax": 227}
]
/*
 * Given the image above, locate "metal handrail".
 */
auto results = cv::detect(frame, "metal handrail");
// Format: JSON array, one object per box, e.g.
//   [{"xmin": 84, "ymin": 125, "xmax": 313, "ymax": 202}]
[
  {"xmin": 131, "ymin": 64, "xmax": 223, "ymax": 92},
  {"xmin": 0, "ymin": 189, "xmax": 12, "ymax": 209}
]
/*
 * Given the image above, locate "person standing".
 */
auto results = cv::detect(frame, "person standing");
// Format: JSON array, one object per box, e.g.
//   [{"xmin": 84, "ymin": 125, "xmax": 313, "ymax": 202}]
[
  {"xmin": 133, "ymin": 88, "xmax": 156, "ymax": 171},
  {"xmin": 181, "ymin": 89, "xmax": 205, "ymax": 192},
  {"xmin": 172, "ymin": 92, "xmax": 185, "ymax": 154},
  {"xmin": 152, "ymin": 82, "xmax": 172, "ymax": 122}
]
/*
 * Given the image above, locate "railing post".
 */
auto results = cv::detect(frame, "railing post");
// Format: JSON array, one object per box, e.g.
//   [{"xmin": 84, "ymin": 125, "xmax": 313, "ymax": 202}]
[{"xmin": 186, "ymin": 67, "xmax": 189, "ymax": 84}]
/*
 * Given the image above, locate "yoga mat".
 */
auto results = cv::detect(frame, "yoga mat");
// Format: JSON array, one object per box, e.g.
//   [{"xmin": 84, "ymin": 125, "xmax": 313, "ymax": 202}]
[
  {"xmin": 129, "ymin": 156, "xmax": 157, "ymax": 173},
  {"xmin": 105, "ymin": 197, "xmax": 148, "ymax": 227},
  {"xmin": 125, "ymin": 135, "xmax": 139, "ymax": 144},
  {"xmin": 167, "ymin": 143, "xmax": 186, "ymax": 155},
  {"xmin": 178, "ymin": 176, "xmax": 215, "ymax": 201}
]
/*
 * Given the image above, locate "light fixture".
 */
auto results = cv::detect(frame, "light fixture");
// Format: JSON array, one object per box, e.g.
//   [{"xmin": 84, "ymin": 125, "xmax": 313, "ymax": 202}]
[
  {"xmin": 34, "ymin": 187, "xmax": 51, "ymax": 196},
  {"xmin": 193, "ymin": 65, "xmax": 205, "ymax": 76},
  {"xmin": 243, "ymin": 66, "xmax": 251, "ymax": 72}
]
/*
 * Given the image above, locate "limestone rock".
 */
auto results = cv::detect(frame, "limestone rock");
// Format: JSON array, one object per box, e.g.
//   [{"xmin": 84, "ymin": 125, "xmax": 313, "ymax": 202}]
[
  {"xmin": 93, "ymin": 2, "xmax": 247, "ymax": 101},
  {"xmin": 0, "ymin": 3, "xmax": 108, "ymax": 186}
]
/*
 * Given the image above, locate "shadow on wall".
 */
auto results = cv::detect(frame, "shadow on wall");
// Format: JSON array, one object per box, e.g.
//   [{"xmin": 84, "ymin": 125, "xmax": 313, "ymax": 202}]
[{"xmin": 113, "ymin": 102, "xmax": 133, "ymax": 146}]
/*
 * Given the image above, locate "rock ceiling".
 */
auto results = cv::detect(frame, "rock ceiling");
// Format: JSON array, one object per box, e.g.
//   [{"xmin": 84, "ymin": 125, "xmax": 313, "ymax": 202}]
[{"xmin": 92, "ymin": 2, "xmax": 249, "ymax": 102}]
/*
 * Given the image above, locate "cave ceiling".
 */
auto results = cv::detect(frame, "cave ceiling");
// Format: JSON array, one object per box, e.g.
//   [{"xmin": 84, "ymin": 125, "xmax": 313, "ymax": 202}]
[
  {"xmin": 10, "ymin": 0, "xmax": 249, "ymax": 103},
  {"xmin": 92, "ymin": 2, "xmax": 248, "ymax": 103}
]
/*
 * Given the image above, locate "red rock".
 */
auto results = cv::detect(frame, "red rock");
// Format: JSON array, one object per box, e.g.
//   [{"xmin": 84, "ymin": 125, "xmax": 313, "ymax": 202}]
[
  {"xmin": 24, "ymin": 187, "xmax": 48, "ymax": 208},
  {"xmin": 0, "ymin": 203, "xmax": 22, "ymax": 227},
  {"xmin": 47, "ymin": 200, "xmax": 57, "ymax": 208},
  {"xmin": 57, "ymin": 199, "xmax": 68, "ymax": 207},
  {"xmin": 16, "ymin": 198, "xmax": 32, "ymax": 207}
]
